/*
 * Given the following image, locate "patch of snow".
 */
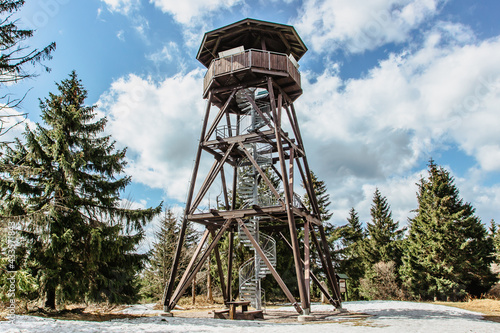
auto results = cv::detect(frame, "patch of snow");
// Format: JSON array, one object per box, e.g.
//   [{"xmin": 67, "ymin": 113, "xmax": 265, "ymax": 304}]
[
  {"xmin": 1, "ymin": 301, "xmax": 499, "ymax": 332},
  {"xmin": 116, "ymin": 303, "xmax": 164, "ymax": 315}
]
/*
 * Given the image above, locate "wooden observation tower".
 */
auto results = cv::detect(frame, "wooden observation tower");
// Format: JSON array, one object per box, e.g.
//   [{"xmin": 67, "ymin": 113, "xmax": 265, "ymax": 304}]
[{"xmin": 163, "ymin": 18, "xmax": 342, "ymax": 316}]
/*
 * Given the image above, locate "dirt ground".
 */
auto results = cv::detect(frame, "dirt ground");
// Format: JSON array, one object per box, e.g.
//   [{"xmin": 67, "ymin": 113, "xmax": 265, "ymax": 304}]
[{"xmin": 2, "ymin": 298, "xmax": 500, "ymax": 323}]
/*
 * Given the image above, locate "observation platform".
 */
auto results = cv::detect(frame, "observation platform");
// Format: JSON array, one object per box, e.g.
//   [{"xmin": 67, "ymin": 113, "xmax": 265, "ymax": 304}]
[
  {"xmin": 202, "ymin": 49, "xmax": 302, "ymax": 104},
  {"xmin": 197, "ymin": 18, "xmax": 308, "ymax": 107}
]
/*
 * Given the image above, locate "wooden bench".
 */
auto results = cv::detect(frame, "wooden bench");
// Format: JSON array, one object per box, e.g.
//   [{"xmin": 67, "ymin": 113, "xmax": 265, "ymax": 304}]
[
  {"xmin": 236, "ymin": 310, "xmax": 264, "ymax": 320},
  {"xmin": 213, "ymin": 309, "xmax": 229, "ymax": 319},
  {"xmin": 227, "ymin": 301, "xmax": 251, "ymax": 319}
]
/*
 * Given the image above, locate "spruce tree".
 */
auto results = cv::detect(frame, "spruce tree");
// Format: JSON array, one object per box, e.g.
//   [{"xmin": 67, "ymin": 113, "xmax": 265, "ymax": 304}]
[
  {"xmin": 358, "ymin": 189, "xmax": 405, "ymax": 299},
  {"xmin": 0, "ymin": 0, "xmax": 56, "ymax": 136},
  {"xmin": 400, "ymin": 160, "xmax": 495, "ymax": 300},
  {"xmin": 339, "ymin": 207, "xmax": 365, "ymax": 299},
  {"xmin": 141, "ymin": 208, "xmax": 198, "ymax": 300},
  {"xmin": 362, "ymin": 188, "xmax": 404, "ymax": 266},
  {"xmin": 0, "ymin": 72, "xmax": 161, "ymax": 308},
  {"xmin": 303, "ymin": 171, "xmax": 333, "ymax": 222},
  {"xmin": 490, "ymin": 220, "xmax": 500, "ymax": 263}
]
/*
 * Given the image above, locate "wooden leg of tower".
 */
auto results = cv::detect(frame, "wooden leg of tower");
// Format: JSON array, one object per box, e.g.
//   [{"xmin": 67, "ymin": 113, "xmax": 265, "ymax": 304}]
[
  {"xmin": 267, "ymin": 77, "xmax": 309, "ymax": 314},
  {"xmin": 166, "ymin": 229, "xmax": 210, "ymax": 311},
  {"xmin": 318, "ymin": 224, "xmax": 342, "ymax": 306},
  {"xmin": 210, "ymin": 229, "xmax": 227, "ymax": 303},
  {"xmin": 164, "ymin": 92, "xmax": 213, "ymax": 312},
  {"xmin": 226, "ymin": 229, "xmax": 234, "ymax": 301},
  {"xmin": 304, "ymin": 220, "xmax": 311, "ymax": 305},
  {"xmin": 162, "ymin": 215, "xmax": 188, "ymax": 311},
  {"xmin": 279, "ymin": 232, "xmax": 338, "ymax": 307},
  {"xmin": 310, "ymin": 227, "xmax": 342, "ymax": 307},
  {"xmin": 169, "ymin": 219, "xmax": 232, "ymax": 309},
  {"xmin": 231, "ymin": 165, "xmax": 237, "ymax": 210},
  {"xmin": 220, "ymin": 167, "xmax": 230, "ymax": 210}
]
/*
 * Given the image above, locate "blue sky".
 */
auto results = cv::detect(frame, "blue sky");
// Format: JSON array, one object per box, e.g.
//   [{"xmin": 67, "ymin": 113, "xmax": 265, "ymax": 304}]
[{"xmin": 4, "ymin": 0, "xmax": 500, "ymax": 246}]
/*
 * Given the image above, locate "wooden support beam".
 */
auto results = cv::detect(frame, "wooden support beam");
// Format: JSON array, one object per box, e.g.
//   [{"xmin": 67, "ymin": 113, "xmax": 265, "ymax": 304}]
[
  {"xmin": 289, "ymin": 102, "xmax": 321, "ymax": 218},
  {"xmin": 242, "ymin": 90, "xmax": 274, "ymax": 130},
  {"xmin": 190, "ymin": 143, "xmax": 236, "ymax": 214},
  {"xmin": 204, "ymin": 90, "xmax": 236, "ymax": 142},
  {"xmin": 163, "ymin": 92, "xmax": 213, "ymax": 311},
  {"xmin": 211, "ymin": 77, "xmax": 268, "ymax": 95},
  {"xmin": 237, "ymin": 218, "xmax": 302, "ymax": 314},
  {"xmin": 318, "ymin": 224, "xmax": 342, "ymax": 305},
  {"xmin": 238, "ymin": 142, "xmax": 284, "ymax": 206},
  {"xmin": 267, "ymin": 77, "xmax": 309, "ymax": 313},
  {"xmin": 279, "ymin": 232, "xmax": 339, "ymax": 308},
  {"xmin": 304, "ymin": 219, "xmax": 310, "ymax": 305},
  {"xmin": 231, "ymin": 165, "xmax": 237, "ymax": 210},
  {"xmin": 225, "ymin": 112, "xmax": 233, "ymax": 137},
  {"xmin": 166, "ymin": 229, "xmax": 210, "ymax": 309},
  {"xmin": 309, "ymin": 227, "xmax": 342, "ymax": 307},
  {"xmin": 169, "ymin": 219, "xmax": 232, "ymax": 309},
  {"xmin": 295, "ymin": 158, "xmax": 318, "ymax": 215},
  {"xmin": 226, "ymin": 229, "xmax": 234, "ymax": 301},
  {"xmin": 288, "ymin": 147, "xmax": 295, "ymax": 201},
  {"xmin": 220, "ymin": 167, "xmax": 230, "ymax": 210},
  {"xmin": 210, "ymin": 229, "xmax": 227, "ymax": 303}
]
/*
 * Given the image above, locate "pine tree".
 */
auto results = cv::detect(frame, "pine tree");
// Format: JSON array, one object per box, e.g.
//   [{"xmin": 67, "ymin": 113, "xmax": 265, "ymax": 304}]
[
  {"xmin": 362, "ymin": 188, "xmax": 404, "ymax": 266},
  {"xmin": 359, "ymin": 189, "xmax": 405, "ymax": 299},
  {"xmin": 0, "ymin": 72, "xmax": 161, "ymax": 308},
  {"xmin": 490, "ymin": 220, "xmax": 500, "ymax": 263},
  {"xmin": 140, "ymin": 208, "xmax": 198, "ymax": 301},
  {"xmin": 339, "ymin": 207, "xmax": 365, "ymax": 299},
  {"xmin": 303, "ymin": 171, "xmax": 333, "ymax": 222},
  {"xmin": 0, "ymin": 0, "xmax": 56, "ymax": 136},
  {"xmin": 400, "ymin": 160, "xmax": 495, "ymax": 300}
]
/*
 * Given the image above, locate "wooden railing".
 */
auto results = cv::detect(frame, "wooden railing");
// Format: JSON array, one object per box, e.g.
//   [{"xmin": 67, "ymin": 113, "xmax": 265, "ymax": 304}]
[{"xmin": 203, "ymin": 49, "xmax": 301, "ymax": 96}]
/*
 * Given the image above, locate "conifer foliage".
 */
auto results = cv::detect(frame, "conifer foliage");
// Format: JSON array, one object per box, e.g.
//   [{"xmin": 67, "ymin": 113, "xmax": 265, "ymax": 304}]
[
  {"xmin": 400, "ymin": 160, "xmax": 495, "ymax": 300},
  {"xmin": 339, "ymin": 208, "xmax": 365, "ymax": 299},
  {"xmin": 362, "ymin": 188, "xmax": 404, "ymax": 266},
  {"xmin": 141, "ymin": 208, "xmax": 198, "ymax": 300},
  {"xmin": 303, "ymin": 171, "xmax": 333, "ymax": 222},
  {"xmin": 0, "ymin": 0, "xmax": 56, "ymax": 136},
  {"xmin": 0, "ymin": 72, "xmax": 161, "ymax": 308}
]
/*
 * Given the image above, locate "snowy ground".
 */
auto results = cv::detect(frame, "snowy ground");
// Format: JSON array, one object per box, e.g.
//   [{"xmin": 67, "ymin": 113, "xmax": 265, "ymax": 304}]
[{"xmin": 1, "ymin": 301, "xmax": 499, "ymax": 332}]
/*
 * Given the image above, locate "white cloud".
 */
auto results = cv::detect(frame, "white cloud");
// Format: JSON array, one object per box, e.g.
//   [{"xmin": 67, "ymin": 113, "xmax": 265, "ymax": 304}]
[
  {"xmin": 150, "ymin": 0, "xmax": 242, "ymax": 26},
  {"xmin": 116, "ymin": 30, "xmax": 125, "ymax": 41},
  {"xmin": 0, "ymin": 107, "xmax": 36, "ymax": 143},
  {"xmin": 133, "ymin": 16, "xmax": 151, "ymax": 42},
  {"xmin": 295, "ymin": 27, "xmax": 500, "ymax": 225},
  {"xmin": 97, "ymin": 70, "xmax": 208, "ymax": 203},
  {"xmin": 97, "ymin": 21, "xmax": 500, "ymax": 228},
  {"xmin": 146, "ymin": 42, "xmax": 179, "ymax": 64},
  {"xmin": 101, "ymin": 0, "xmax": 139, "ymax": 15},
  {"xmin": 293, "ymin": 0, "xmax": 447, "ymax": 53}
]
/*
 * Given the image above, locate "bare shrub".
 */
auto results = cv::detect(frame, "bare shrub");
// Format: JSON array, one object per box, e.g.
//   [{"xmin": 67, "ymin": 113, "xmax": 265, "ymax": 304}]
[{"xmin": 360, "ymin": 261, "xmax": 406, "ymax": 300}]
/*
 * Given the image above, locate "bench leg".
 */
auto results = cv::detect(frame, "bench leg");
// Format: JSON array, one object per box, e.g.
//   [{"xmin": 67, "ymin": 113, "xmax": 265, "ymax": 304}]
[{"xmin": 229, "ymin": 305, "xmax": 236, "ymax": 319}]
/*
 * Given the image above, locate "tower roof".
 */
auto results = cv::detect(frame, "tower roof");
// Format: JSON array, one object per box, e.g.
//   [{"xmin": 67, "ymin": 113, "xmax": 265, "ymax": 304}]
[{"xmin": 196, "ymin": 18, "xmax": 308, "ymax": 68}]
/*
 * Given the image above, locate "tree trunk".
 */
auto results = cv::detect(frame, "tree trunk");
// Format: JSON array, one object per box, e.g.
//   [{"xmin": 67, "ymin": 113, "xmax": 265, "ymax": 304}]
[
  {"xmin": 192, "ymin": 275, "xmax": 196, "ymax": 305},
  {"xmin": 45, "ymin": 286, "xmax": 56, "ymax": 310},
  {"xmin": 207, "ymin": 260, "xmax": 213, "ymax": 303}
]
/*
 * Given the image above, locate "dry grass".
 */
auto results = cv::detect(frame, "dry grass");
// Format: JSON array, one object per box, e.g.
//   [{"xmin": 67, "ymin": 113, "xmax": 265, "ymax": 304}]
[
  {"xmin": 3, "ymin": 297, "xmax": 500, "ymax": 323},
  {"xmin": 434, "ymin": 299, "xmax": 500, "ymax": 323}
]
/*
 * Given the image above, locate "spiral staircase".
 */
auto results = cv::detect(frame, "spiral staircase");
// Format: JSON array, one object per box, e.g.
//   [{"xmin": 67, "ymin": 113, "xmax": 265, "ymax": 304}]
[{"xmin": 235, "ymin": 88, "xmax": 277, "ymax": 310}]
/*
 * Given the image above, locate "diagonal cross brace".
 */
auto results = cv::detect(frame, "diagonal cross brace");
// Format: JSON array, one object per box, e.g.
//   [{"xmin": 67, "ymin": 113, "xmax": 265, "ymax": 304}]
[
  {"xmin": 237, "ymin": 218, "xmax": 303, "ymax": 314},
  {"xmin": 168, "ymin": 219, "xmax": 233, "ymax": 310},
  {"xmin": 238, "ymin": 142, "xmax": 284, "ymax": 206}
]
